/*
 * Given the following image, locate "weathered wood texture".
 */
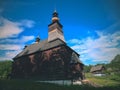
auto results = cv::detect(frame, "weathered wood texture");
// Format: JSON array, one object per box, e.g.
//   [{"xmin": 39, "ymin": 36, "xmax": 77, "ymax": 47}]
[{"xmin": 11, "ymin": 45, "xmax": 84, "ymax": 80}]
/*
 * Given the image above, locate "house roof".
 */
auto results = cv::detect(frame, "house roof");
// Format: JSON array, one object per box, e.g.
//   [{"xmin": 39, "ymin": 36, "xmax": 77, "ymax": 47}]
[
  {"xmin": 13, "ymin": 38, "xmax": 84, "ymax": 65},
  {"xmin": 13, "ymin": 39, "xmax": 66, "ymax": 59},
  {"xmin": 13, "ymin": 38, "xmax": 84, "ymax": 64},
  {"xmin": 90, "ymin": 65, "xmax": 104, "ymax": 72}
]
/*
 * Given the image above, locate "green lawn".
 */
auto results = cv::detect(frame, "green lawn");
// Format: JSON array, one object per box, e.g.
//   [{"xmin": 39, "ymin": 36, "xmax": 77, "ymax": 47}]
[
  {"xmin": 0, "ymin": 79, "xmax": 120, "ymax": 90},
  {"xmin": 0, "ymin": 73, "xmax": 120, "ymax": 90},
  {"xmin": 85, "ymin": 73, "xmax": 120, "ymax": 87}
]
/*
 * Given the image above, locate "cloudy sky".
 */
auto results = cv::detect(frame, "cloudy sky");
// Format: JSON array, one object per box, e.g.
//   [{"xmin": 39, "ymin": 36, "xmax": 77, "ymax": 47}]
[{"xmin": 0, "ymin": 0, "xmax": 120, "ymax": 65}]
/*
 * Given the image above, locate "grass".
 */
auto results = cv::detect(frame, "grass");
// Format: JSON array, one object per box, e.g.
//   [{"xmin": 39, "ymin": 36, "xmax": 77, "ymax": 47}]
[
  {"xmin": 0, "ymin": 73, "xmax": 120, "ymax": 90},
  {"xmin": 87, "ymin": 77, "xmax": 119, "ymax": 86},
  {"xmin": 85, "ymin": 73, "xmax": 120, "ymax": 86},
  {"xmin": 0, "ymin": 79, "xmax": 90, "ymax": 90},
  {"xmin": 0, "ymin": 79, "xmax": 120, "ymax": 90}
]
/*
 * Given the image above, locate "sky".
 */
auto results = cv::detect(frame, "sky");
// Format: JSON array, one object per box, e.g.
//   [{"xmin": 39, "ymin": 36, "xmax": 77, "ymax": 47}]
[{"xmin": 0, "ymin": 0, "xmax": 120, "ymax": 65}]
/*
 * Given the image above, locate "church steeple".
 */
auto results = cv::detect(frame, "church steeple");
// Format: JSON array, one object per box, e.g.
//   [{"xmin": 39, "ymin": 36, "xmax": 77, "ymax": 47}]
[{"xmin": 48, "ymin": 10, "xmax": 65, "ymax": 42}]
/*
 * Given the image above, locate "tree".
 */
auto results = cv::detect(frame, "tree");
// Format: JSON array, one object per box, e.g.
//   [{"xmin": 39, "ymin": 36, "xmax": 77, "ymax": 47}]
[
  {"xmin": 0, "ymin": 60, "xmax": 12, "ymax": 79},
  {"xmin": 84, "ymin": 65, "xmax": 93, "ymax": 73}
]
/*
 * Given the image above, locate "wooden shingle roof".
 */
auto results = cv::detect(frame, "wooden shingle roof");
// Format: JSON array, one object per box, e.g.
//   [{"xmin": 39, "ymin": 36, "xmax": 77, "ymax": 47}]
[
  {"xmin": 13, "ymin": 39, "xmax": 66, "ymax": 59},
  {"xmin": 90, "ymin": 65, "xmax": 104, "ymax": 72}
]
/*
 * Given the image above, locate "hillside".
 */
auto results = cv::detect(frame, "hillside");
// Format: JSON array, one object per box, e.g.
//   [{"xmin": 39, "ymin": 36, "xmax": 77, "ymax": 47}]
[
  {"xmin": 107, "ymin": 54, "xmax": 120, "ymax": 73},
  {"xmin": 111, "ymin": 54, "xmax": 120, "ymax": 63}
]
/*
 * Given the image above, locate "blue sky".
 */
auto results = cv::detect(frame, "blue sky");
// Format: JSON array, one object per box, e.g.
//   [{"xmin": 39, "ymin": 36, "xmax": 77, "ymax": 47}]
[{"xmin": 0, "ymin": 0, "xmax": 120, "ymax": 65}]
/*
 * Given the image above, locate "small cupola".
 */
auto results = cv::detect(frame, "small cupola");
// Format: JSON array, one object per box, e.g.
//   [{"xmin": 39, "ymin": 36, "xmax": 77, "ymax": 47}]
[
  {"xmin": 52, "ymin": 10, "xmax": 59, "ymax": 22},
  {"xmin": 35, "ymin": 36, "xmax": 40, "ymax": 43},
  {"xmin": 23, "ymin": 45, "xmax": 28, "ymax": 49}
]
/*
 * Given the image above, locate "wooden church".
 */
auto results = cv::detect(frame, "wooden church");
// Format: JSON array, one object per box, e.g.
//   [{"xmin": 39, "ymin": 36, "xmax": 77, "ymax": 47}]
[{"xmin": 11, "ymin": 11, "xmax": 84, "ymax": 80}]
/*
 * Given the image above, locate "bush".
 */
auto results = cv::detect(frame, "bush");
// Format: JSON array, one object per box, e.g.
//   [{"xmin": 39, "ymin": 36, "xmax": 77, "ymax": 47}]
[{"xmin": 109, "ymin": 75, "xmax": 120, "ymax": 81}]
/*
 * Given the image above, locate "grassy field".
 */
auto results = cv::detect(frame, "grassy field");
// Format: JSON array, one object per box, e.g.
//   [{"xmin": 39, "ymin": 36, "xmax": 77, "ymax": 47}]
[
  {"xmin": 85, "ymin": 73, "xmax": 120, "ymax": 87},
  {"xmin": 0, "ymin": 79, "xmax": 120, "ymax": 90},
  {"xmin": 0, "ymin": 73, "xmax": 120, "ymax": 90}
]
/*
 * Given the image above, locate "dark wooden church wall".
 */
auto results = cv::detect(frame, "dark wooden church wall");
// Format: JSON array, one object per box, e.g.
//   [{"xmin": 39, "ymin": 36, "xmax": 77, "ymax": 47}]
[
  {"xmin": 11, "ymin": 45, "xmax": 84, "ymax": 80},
  {"xmin": 11, "ymin": 45, "xmax": 73, "ymax": 79}
]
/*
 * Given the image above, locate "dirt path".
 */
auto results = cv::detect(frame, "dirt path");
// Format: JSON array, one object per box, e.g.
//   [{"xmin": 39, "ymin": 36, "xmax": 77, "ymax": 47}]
[{"xmin": 82, "ymin": 79, "xmax": 103, "ymax": 87}]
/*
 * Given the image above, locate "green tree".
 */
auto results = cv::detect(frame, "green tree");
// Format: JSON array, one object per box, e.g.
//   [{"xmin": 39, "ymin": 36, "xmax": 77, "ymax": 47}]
[
  {"xmin": 84, "ymin": 65, "xmax": 93, "ymax": 73},
  {"xmin": 0, "ymin": 60, "xmax": 12, "ymax": 79}
]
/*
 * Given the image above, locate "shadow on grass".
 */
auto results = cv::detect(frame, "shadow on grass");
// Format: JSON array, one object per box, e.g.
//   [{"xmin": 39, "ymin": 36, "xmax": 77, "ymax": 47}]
[{"xmin": 0, "ymin": 79, "xmax": 120, "ymax": 90}]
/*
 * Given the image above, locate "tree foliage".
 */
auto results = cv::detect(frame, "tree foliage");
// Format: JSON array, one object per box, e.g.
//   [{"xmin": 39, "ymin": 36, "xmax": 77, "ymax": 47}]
[
  {"xmin": 0, "ymin": 60, "xmax": 12, "ymax": 79},
  {"xmin": 84, "ymin": 65, "xmax": 93, "ymax": 73}
]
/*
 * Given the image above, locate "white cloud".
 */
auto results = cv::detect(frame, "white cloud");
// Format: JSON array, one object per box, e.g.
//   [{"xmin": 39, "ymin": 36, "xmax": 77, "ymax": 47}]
[
  {"xmin": 0, "ymin": 35, "xmax": 35, "ymax": 60},
  {"xmin": 0, "ymin": 50, "xmax": 21, "ymax": 61},
  {"xmin": 0, "ymin": 17, "xmax": 35, "ymax": 61},
  {"xmin": 0, "ymin": 17, "xmax": 35, "ymax": 39},
  {"xmin": 0, "ymin": 44, "xmax": 22, "ymax": 50},
  {"xmin": 0, "ymin": 35, "xmax": 35, "ymax": 61},
  {"xmin": 21, "ymin": 36, "xmax": 35, "ymax": 42},
  {"xmin": 68, "ymin": 39, "xmax": 82, "ymax": 44},
  {"xmin": 0, "ymin": 57, "xmax": 12, "ymax": 61},
  {"xmin": 19, "ymin": 19, "xmax": 35, "ymax": 28},
  {"xmin": 68, "ymin": 31, "xmax": 120, "ymax": 64},
  {"xmin": 0, "ymin": 43, "xmax": 23, "ymax": 61},
  {"xmin": 0, "ymin": 18, "xmax": 23, "ymax": 38},
  {"xmin": 0, "ymin": 35, "xmax": 35, "ymax": 44}
]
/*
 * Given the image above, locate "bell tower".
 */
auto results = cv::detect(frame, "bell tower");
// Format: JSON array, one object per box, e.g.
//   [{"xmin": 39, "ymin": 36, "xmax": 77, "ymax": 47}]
[{"xmin": 48, "ymin": 10, "xmax": 65, "ymax": 42}]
